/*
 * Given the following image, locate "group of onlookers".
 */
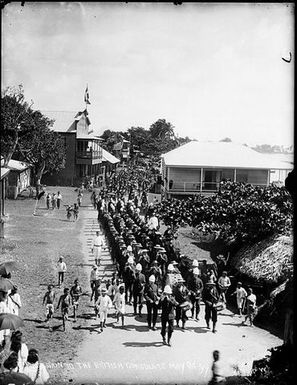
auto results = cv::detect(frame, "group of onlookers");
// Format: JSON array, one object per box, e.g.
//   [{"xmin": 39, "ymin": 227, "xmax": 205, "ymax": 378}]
[{"xmin": 0, "ymin": 273, "xmax": 50, "ymax": 384}]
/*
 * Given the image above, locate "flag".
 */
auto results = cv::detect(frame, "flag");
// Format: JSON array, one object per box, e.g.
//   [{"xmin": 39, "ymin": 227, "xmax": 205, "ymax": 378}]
[{"xmin": 84, "ymin": 85, "xmax": 91, "ymax": 105}]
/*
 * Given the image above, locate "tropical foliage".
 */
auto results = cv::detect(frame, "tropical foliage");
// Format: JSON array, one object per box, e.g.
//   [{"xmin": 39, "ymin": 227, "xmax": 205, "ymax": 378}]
[
  {"xmin": 1, "ymin": 85, "xmax": 66, "ymax": 194},
  {"xmin": 157, "ymin": 181, "xmax": 293, "ymax": 250}
]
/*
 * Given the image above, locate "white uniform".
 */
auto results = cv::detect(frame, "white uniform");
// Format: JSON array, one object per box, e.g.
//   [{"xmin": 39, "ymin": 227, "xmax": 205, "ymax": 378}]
[
  {"xmin": 95, "ymin": 295, "xmax": 112, "ymax": 322},
  {"xmin": 92, "ymin": 235, "xmax": 104, "ymax": 260},
  {"xmin": 113, "ymin": 292, "xmax": 126, "ymax": 314},
  {"xmin": 236, "ymin": 287, "xmax": 247, "ymax": 309}
]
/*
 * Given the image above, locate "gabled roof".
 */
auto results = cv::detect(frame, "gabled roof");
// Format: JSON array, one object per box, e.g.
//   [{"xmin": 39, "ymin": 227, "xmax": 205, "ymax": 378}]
[
  {"xmin": 1, "ymin": 167, "xmax": 10, "ymax": 180},
  {"xmin": 1, "ymin": 158, "xmax": 31, "ymax": 172},
  {"xmin": 41, "ymin": 111, "xmax": 78, "ymax": 132},
  {"xmin": 102, "ymin": 148, "xmax": 120, "ymax": 164},
  {"xmin": 162, "ymin": 141, "xmax": 293, "ymax": 170}
]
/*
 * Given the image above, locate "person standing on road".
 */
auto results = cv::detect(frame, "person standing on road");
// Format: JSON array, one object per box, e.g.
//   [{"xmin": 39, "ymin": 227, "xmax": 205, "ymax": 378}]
[
  {"xmin": 46, "ymin": 193, "xmax": 51, "ymax": 210},
  {"xmin": 133, "ymin": 264, "xmax": 146, "ymax": 317},
  {"xmin": 203, "ymin": 281, "xmax": 220, "ymax": 333},
  {"xmin": 113, "ymin": 285, "xmax": 126, "ymax": 327},
  {"xmin": 208, "ymin": 350, "xmax": 226, "ymax": 384},
  {"xmin": 57, "ymin": 288, "xmax": 72, "ymax": 331},
  {"xmin": 56, "ymin": 191, "xmax": 62, "ymax": 209},
  {"xmin": 8, "ymin": 286, "xmax": 22, "ymax": 316},
  {"xmin": 57, "ymin": 256, "xmax": 67, "ymax": 287},
  {"xmin": 42, "ymin": 285, "xmax": 55, "ymax": 328},
  {"xmin": 231, "ymin": 282, "xmax": 247, "ymax": 316},
  {"xmin": 159, "ymin": 285, "xmax": 178, "ymax": 347},
  {"xmin": 77, "ymin": 192, "xmax": 83, "ymax": 207},
  {"xmin": 187, "ymin": 267, "xmax": 204, "ymax": 320},
  {"xmin": 91, "ymin": 231, "xmax": 104, "ymax": 266},
  {"xmin": 174, "ymin": 277, "xmax": 191, "ymax": 330},
  {"xmin": 123, "ymin": 257, "xmax": 135, "ymax": 305},
  {"xmin": 90, "ymin": 265, "xmax": 100, "ymax": 302},
  {"xmin": 144, "ymin": 275, "xmax": 160, "ymax": 330},
  {"xmin": 70, "ymin": 279, "xmax": 83, "ymax": 321},
  {"xmin": 51, "ymin": 193, "xmax": 57, "ymax": 210},
  {"xmin": 95, "ymin": 287, "xmax": 113, "ymax": 332},
  {"xmin": 73, "ymin": 203, "xmax": 79, "ymax": 221},
  {"xmin": 217, "ymin": 271, "xmax": 231, "ymax": 304},
  {"xmin": 242, "ymin": 287, "xmax": 257, "ymax": 327}
]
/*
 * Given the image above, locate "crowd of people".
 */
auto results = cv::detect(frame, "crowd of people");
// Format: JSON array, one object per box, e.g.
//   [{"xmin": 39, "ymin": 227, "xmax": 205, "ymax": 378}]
[
  {"xmin": 83, "ymin": 171, "xmax": 258, "ymax": 347},
  {"xmin": 0, "ymin": 157, "xmax": 259, "ymax": 384},
  {"xmin": 0, "ymin": 272, "xmax": 50, "ymax": 384}
]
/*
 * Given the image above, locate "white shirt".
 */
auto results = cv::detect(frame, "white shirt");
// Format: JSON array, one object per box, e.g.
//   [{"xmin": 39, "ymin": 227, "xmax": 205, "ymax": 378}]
[
  {"xmin": 90, "ymin": 269, "xmax": 100, "ymax": 282},
  {"xmin": 147, "ymin": 216, "xmax": 159, "ymax": 230},
  {"xmin": 8, "ymin": 293, "xmax": 22, "ymax": 316},
  {"xmin": 218, "ymin": 276, "xmax": 231, "ymax": 288},
  {"xmin": 247, "ymin": 293, "xmax": 257, "ymax": 307},
  {"xmin": 18, "ymin": 343, "xmax": 29, "ymax": 372},
  {"xmin": 236, "ymin": 287, "xmax": 247, "ymax": 300},
  {"xmin": 57, "ymin": 261, "xmax": 67, "ymax": 272},
  {"xmin": 95, "ymin": 295, "xmax": 112, "ymax": 312},
  {"xmin": 23, "ymin": 362, "xmax": 50, "ymax": 384},
  {"xmin": 92, "ymin": 235, "xmax": 104, "ymax": 248},
  {"xmin": 113, "ymin": 292, "xmax": 126, "ymax": 313},
  {"xmin": 0, "ymin": 300, "xmax": 10, "ymax": 341}
]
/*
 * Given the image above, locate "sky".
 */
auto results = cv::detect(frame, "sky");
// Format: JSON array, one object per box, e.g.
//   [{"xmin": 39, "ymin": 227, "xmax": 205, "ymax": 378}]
[{"xmin": 2, "ymin": 2, "xmax": 294, "ymax": 147}]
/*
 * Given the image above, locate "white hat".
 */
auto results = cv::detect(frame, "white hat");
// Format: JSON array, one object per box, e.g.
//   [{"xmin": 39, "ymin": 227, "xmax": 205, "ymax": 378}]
[
  {"xmin": 167, "ymin": 264, "xmax": 174, "ymax": 272},
  {"xmin": 172, "ymin": 261, "xmax": 178, "ymax": 265},
  {"xmin": 193, "ymin": 267, "xmax": 199, "ymax": 275},
  {"xmin": 127, "ymin": 256, "xmax": 134, "ymax": 264},
  {"xmin": 136, "ymin": 263, "xmax": 142, "ymax": 271},
  {"xmin": 163, "ymin": 285, "xmax": 172, "ymax": 294},
  {"xmin": 192, "ymin": 259, "xmax": 199, "ymax": 267},
  {"xmin": 101, "ymin": 287, "xmax": 107, "ymax": 292},
  {"xmin": 127, "ymin": 245, "xmax": 133, "ymax": 252},
  {"xmin": 149, "ymin": 275, "xmax": 156, "ymax": 283}
]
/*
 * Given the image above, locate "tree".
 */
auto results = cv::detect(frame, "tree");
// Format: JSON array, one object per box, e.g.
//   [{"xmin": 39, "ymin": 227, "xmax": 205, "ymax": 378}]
[
  {"xmin": 220, "ymin": 137, "xmax": 232, "ymax": 142},
  {"xmin": 157, "ymin": 181, "xmax": 293, "ymax": 251},
  {"xmin": 16, "ymin": 110, "xmax": 66, "ymax": 195},
  {"xmin": 149, "ymin": 119, "xmax": 175, "ymax": 140},
  {"xmin": 1, "ymin": 85, "xmax": 33, "ymax": 166}
]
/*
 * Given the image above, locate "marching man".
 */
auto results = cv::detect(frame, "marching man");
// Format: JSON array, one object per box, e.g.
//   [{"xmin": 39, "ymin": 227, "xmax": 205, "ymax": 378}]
[
  {"xmin": 95, "ymin": 286, "xmax": 113, "ymax": 332},
  {"xmin": 91, "ymin": 231, "xmax": 104, "ymax": 266}
]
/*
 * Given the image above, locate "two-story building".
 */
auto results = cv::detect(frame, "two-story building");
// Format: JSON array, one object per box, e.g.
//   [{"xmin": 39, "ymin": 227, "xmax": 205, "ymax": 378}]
[
  {"xmin": 41, "ymin": 109, "xmax": 103, "ymax": 186},
  {"xmin": 162, "ymin": 141, "xmax": 293, "ymax": 198}
]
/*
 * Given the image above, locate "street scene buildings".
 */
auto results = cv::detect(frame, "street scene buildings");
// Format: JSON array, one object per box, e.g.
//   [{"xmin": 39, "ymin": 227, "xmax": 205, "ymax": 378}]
[{"xmin": 1, "ymin": 3, "xmax": 294, "ymax": 385}]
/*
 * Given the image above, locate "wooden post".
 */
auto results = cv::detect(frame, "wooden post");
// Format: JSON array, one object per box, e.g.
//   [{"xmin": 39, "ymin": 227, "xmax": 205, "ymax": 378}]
[
  {"xmin": 234, "ymin": 168, "xmax": 237, "ymax": 182},
  {"xmin": 200, "ymin": 168, "xmax": 203, "ymax": 192}
]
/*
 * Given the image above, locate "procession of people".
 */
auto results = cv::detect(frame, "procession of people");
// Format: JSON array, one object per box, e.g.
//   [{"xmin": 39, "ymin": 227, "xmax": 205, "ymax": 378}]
[{"xmin": 0, "ymin": 159, "xmax": 257, "ymax": 385}]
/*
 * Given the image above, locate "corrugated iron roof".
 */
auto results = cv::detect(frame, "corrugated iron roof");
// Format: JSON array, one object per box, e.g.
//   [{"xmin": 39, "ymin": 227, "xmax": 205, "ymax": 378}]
[
  {"xmin": 1, "ymin": 167, "xmax": 10, "ymax": 179},
  {"xmin": 1, "ymin": 158, "xmax": 31, "ymax": 172},
  {"xmin": 41, "ymin": 111, "xmax": 77, "ymax": 132},
  {"xmin": 162, "ymin": 141, "xmax": 294, "ymax": 170},
  {"xmin": 102, "ymin": 148, "xmax": 120, "ymax": 164}
]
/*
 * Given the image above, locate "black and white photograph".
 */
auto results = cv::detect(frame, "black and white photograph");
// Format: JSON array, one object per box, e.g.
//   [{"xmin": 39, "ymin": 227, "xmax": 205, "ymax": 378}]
[{"xmin": 0, "ymin": 2, "xmax": 294, "ymax": 384}]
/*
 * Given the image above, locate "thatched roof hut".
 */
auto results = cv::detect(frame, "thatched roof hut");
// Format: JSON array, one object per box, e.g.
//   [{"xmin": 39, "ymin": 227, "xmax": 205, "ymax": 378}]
[{"xmin": 230, "ymin": 234, "xmax": 293, "ymax": 285}]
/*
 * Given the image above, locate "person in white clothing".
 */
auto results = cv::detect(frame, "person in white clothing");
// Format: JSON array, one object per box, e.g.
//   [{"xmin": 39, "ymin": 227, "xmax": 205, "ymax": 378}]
[
  {"xmin": 231, "ymin": 282, "xmax": 247, "ymax": 316},
  {"xmin": 95, "ymin": 287, "xmax": 112, "ymax": 332},
  {"xmin": 23, "ymin": 348, "xmax": 50, "ymax": 384},
  {"xmin": 90, "ymin": 265, "xmax": 100, "ymax": 302},
  {"xmin": 9, "ymin": 330, "xmax": 29, "ymax": 373},
  {"xmin": 0, "ymin": 290, "xmax": 10, "ymax": 347},
  {"xmin": 217, "ymin": 271, "xmax": 231, "ymax": 304},
  {"xmin": 209, "ymin": 350, "xmax": 226, "ymax": 384},
  {"xmin": 8, "ymin": 286, "xmax": 22, "ymax": 316},
  {"xmin": 57, "ymin": 256, "xmax": 67, "ymax": 287},
  {"xmin": 242, "ymin": 287, "xmax": 257, "ymax": 327},
  {"xmin": 113, "ymin": 285, "xmax": 126, "ymax": 327},
  {"xmin": 92, "ymin": 231, "xmax": 104, "ymax": 266},
  {"xmin": 147, "ymin": 212, "xmax": 159, "ymax": 231}
]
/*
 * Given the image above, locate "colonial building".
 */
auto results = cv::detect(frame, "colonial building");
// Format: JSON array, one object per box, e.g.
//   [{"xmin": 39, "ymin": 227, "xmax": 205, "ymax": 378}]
[
  {"xmin": 162, "ymin": 141, "xmax": 293, "ymax": 197},
  {"xmin": 0, "ymin": 158, "xmax": 32, "ymax": 199},
  {"xmin": 41, "ymin": 109, "xmax": 103, "ymax": 186}
]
